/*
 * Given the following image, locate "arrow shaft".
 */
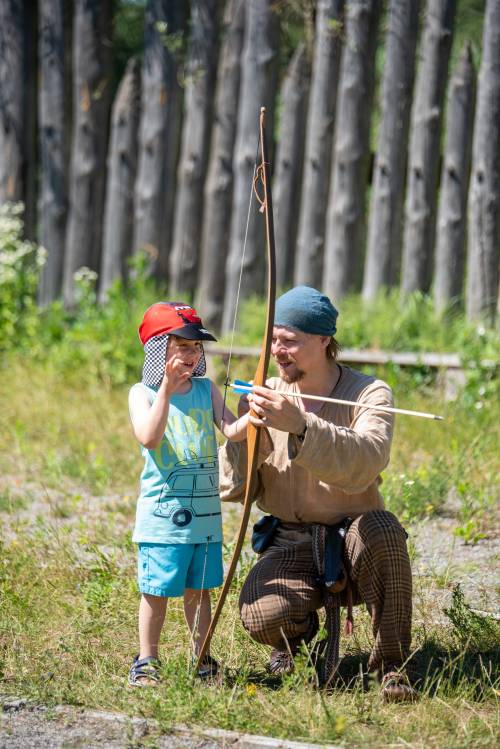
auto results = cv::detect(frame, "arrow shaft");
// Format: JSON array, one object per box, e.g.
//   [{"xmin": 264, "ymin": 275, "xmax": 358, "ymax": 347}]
[{"xmin": 229, "ymin": 382, "xmax": 443, "ymax": 421}]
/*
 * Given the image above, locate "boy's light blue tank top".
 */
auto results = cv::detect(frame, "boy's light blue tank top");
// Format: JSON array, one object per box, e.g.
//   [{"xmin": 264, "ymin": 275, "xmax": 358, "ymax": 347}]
[{"xmin": 131, "ymin": 378, "xmax": 222, "ymax": 544}]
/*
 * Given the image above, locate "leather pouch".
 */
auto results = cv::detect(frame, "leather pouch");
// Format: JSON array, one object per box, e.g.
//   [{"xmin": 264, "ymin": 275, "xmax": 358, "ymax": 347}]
[
  {"xmin": 251, "ymin": 515, "xmax": 280, "ymax": 554},
  {"xmin": 323, "ymin": 518, "xmax": 352, "ymax": 593}
]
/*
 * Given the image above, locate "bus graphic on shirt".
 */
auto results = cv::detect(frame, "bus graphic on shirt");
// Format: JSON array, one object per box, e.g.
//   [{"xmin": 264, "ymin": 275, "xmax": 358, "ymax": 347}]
[{"xmin": 153, "ymin": 454, "xmax": 220, "ymax": 527}]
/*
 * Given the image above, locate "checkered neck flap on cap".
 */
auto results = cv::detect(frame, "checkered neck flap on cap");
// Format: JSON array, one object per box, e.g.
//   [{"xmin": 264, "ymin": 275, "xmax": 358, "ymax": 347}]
[{"xmin": 141, "ymin": 335, "xmax": 206, "ymax": 388}]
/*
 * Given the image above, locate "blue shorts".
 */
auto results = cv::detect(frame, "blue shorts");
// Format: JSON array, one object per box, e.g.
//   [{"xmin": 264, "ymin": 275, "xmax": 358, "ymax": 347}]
[{"xmin": 137, "ymin": 541, "xmax": 223, "ymax": 597}]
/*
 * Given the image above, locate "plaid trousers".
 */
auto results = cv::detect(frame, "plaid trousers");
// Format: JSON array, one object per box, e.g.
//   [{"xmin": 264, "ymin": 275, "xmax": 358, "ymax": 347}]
[{"xmin": 239, "ymin": 510, "xmax": 412, "ymax": 673}]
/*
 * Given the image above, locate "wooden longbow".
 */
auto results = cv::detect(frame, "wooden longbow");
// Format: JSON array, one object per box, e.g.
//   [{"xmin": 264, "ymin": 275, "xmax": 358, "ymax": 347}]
[{"xmin": 197, "ymin": 106, "xmax": 276, "ymax": 668}]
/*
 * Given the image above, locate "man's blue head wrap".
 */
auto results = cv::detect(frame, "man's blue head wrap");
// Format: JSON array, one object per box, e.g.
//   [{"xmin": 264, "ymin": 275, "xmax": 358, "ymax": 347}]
[{"xmin": 274, "ymin": 286, "xmax": 339, "ymax": 336}]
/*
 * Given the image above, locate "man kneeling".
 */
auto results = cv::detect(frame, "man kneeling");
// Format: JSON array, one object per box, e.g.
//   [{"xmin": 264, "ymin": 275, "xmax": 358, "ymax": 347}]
[{"xmin": 219, "ymin": 286, "xmax": 417, "ymax": 702}]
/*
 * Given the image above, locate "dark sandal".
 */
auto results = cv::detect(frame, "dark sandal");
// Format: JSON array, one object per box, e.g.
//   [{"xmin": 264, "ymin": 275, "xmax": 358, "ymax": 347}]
[
  {"xmin": 128, "ymin": 654, "xmax": 161, "ymax": 687},
  {"xmin": 380, "ymin": 671, "xmax": 418, "ymax": 703},
  {"xmin": 267, "ymin": 649, "xmax": 295, "ymax": 676},
  {"xmin": 196, "ymin": 654, "xmax": 219, "ymax": 680}
]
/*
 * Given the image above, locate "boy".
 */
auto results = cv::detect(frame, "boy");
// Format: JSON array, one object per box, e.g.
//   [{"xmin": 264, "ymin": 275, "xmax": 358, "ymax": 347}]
[{"xmin": 128, "ymin": 302, "xmax": 247, "ymax": 686}]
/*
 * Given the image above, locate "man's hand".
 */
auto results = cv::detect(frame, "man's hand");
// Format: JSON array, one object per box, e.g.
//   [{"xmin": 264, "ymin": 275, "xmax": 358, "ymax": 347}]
[{"xmin": 247, "ymin": 385, "xmax": 306, "ymax": 435}]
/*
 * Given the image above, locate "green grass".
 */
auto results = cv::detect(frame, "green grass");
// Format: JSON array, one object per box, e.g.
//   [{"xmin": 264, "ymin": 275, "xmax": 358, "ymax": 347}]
[
  {"xmin": 0, "ymin": 489, "xmax": 27, "ymax": 514},
  {"xmin": 0, "ymin": 340, "xmax": 499, "ymax": 746},
  {"xmin": 0, "ymin": 520, "xmax": 498, "ymax": 747},
  {"xmin": 0, "ymin": 359, "xmax": 141, "ymax": 495}
]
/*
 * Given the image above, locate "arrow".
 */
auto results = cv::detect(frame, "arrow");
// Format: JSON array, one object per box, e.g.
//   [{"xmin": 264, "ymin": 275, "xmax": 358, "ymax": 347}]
[{"xmin": 230, "ymin": 380, "xmax": 444, "ymax": 421}]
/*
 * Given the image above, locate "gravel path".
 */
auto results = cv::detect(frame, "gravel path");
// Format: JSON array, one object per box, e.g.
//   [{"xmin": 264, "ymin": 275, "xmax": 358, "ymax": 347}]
[
  {"xmin": 1, "ymin": 700, "xmax": 213, "ymax": 749},
  {"xmin": 410, "ymin": 516, "xmax": 499, "ymax": 621},
  {"xmin": 0, "ymin": 700, "xmax": 338, "ymax": 749}
]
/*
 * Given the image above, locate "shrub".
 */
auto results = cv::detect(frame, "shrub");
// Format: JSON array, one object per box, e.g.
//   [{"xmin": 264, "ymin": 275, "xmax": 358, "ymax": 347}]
[
  {"xmin": 0, "ymin": 203, "xmax": 46, "ymax": 352},
  {"xmin": 0, "ymin": 205, "xmax": 161, "ymax": 386},
  {"xmin": 48, "ymin": 258, "xmax": 153, "ymax": 387},
  {"xmin": 444, "ymin": 585, "xmax": 500, "ymax": 652}
]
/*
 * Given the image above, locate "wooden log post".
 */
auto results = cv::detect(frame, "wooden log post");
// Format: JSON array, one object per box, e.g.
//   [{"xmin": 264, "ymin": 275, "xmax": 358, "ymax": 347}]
[
  {"xmin": 362, "ymin": 0, "xmax": 421, "ymax": 301},
  {"xmin": 38, "ymin": 0, "xmax": 67, "ymax": 305},
  {"xmin": 196, "ymin": 0, "xmax": 245, "ymax": 332},
  {"xmin": 99, "ymin": 58, "xmax": 141, "ymax": 303},
  {"xmin": 324, "ymin": 0, "xmax": 382, "ymax": 300},
  {"xmin": 62, "ymin": 0, "xmax": 113, "ymax": 307},
  {"xmin": 23, "ymin": 2, "xmax": 38, "ymax": 242},
  {"xmin": 0, "ymin": 0, "xmax": 24, "ymax": 206},
  {"xmin": 293, "ymin": 0, "xmax": 344, "ymax": 289},
  {"xmin": 169, "ymin": 0, "xmax": 220, "ymax": 297},
  {"xmin": 434, "ymin": 44, "xmax": 475, "ymax": 313},
  {"xmin": 274, "ymin": 43, "xmax": 310, "ymax": 289},
  {"xmin": 133, "ymin": 0, "xmax": 183, "ymax": 278},
  {"xmin": 400, "ymin": 0, "xmax": 457, "ymax": 296},
  {"xmin": 466, "ymin": 0, "xmax": 500, "ymax": 323},
  {"xmin": 222, "ymin": 0, "xmax": 279, "ymax": 334}
]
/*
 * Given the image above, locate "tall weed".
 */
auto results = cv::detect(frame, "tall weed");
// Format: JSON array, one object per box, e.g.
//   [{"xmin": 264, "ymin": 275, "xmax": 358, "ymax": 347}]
[{"xmin": 444, "ymin": 585, "xmax": 500, "ymax": 652}]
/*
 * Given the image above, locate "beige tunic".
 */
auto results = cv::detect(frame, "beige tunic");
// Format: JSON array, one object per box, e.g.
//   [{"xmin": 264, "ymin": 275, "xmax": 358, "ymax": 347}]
[{"xmin": 219, "ymin": 366, "xmax": 394, "ymax": 524}]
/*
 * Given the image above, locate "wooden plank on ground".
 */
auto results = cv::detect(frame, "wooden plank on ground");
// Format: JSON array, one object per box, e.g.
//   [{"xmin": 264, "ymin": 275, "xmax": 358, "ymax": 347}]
[{"xmin": 205, "ymin": 344, "xmax": 469, "ymax": 370}]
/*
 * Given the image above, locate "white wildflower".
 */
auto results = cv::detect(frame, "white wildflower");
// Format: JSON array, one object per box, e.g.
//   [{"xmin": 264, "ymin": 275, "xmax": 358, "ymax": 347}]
[{"xmin": 74, "ymin": 266, "xmax": 98, "ymax": 283}]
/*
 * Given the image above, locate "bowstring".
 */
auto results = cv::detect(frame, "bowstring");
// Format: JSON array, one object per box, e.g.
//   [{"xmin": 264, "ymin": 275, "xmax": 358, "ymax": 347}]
[
  {"xmin": 221, "ymin": 132, "xmax": 262, "ymax": 425},
  {"xmin": 192, "ymin": 133, "xmax": 261, "ymax": 670},
  {"xmin": 191, "ymin": 535, "xmax": 210, "ymax": 670}
]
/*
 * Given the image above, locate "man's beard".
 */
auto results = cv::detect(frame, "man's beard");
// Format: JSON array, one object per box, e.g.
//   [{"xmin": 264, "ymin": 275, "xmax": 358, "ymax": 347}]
[{"xmin": 279, "ymin": 364, "xmax": 305, "ymax": 384}]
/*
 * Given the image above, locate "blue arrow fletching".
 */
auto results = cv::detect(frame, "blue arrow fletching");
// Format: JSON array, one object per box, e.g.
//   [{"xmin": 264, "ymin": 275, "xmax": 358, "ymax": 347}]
[{"xmin": 232, "ymin": 379, "xmax": 253, "ymax": 394}]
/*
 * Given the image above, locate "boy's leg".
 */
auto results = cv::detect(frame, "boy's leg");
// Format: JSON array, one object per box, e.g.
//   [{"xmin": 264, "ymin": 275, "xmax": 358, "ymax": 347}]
[
  {"xmin": 136, "ymin": 542, "xmax": 191, "ymax": 659},
  {"xmin": 184, "ymin": 541, "xmax": 223, "ymax": 660},
  {"xmin": 184, "ymin": 588, "xmax": 211, "ymax": 655},
  {"xmin": 139, "ymin": 593, "xmax": 168, "ymax": 659}
]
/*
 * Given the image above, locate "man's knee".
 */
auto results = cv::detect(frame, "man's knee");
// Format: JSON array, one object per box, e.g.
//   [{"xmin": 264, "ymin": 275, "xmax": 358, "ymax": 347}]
[
  {"xmin": 239, "ymin": 596, "xmax": 289, "ymax": 645},
  {"xmin": 346, "ymin": 510, "xmax": 411, "ymax": 584},
  {"xmin": 238, "ymin": 553, "xmax": 321, "ymax": 647},
  {"xmin": 351, "ymin": 510, "xmax": 408, "ymax": 552}
]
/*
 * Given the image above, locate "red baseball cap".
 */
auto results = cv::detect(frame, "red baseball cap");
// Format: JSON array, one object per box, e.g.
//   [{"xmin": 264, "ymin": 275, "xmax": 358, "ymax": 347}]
[{"xmin": 138, "ymin": 302, "xmax": 217, "ymax": 345}]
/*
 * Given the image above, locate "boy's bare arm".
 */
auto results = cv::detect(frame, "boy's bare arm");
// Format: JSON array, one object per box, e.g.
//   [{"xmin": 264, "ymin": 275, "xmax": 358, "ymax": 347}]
[
  {"xmin": 128, "ymin": 384, "xmax": 172, "ymax": 449},
  {"xmin": 129, "ymin": 356, "xmax": 190, "ymax": 449},
  {"xmin": 211, "ymin": 381, "xmax": 249, "ymax": 442}
]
